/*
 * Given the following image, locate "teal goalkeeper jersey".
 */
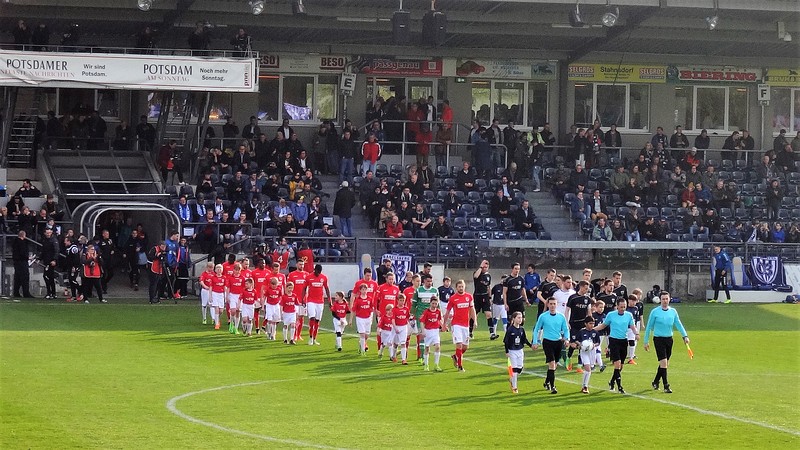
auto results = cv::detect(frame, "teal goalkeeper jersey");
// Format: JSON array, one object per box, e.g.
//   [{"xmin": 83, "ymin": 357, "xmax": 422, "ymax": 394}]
[
  {"xmin": 643, "ymin": 307, "xmax": 688, "ymax": 341},
  {"xmin": 603, "ymin": 311, "xmax": 635, "ymax": 340},
  {"xmin": 413, "ymin": 286, "xmax": 438, "ymax": 318}
]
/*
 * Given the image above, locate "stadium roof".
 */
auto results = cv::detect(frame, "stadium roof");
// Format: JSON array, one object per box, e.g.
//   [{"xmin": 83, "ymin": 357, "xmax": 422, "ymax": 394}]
[{"xmin": 1, "ymin": 0, "xmax": 798, "ymax": 66}]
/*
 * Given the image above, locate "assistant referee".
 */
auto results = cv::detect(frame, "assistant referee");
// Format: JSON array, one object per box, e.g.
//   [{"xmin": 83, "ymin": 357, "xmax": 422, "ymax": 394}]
[{"xmin": 643, "ymin": 290, "xmax": 689, "ymax": 394}]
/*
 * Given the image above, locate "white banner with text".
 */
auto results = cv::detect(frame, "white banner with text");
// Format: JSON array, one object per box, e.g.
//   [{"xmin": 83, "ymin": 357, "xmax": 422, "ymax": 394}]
[{"xmin": 0, "ymin": 50, "xmax": 257, "ymax": 92}]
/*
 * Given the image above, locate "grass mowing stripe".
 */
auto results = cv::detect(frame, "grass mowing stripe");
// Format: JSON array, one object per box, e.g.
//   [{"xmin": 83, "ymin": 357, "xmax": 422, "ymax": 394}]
[{"xmin": 320, "ymin": 326, "xmax": 800, "ymax": 438}]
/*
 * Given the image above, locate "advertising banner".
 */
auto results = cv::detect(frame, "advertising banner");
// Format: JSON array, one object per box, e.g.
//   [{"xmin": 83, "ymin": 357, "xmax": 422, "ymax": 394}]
[
  {"xmin": 0, "ymin": 49, "xmax": 257, "ymax": 92},
  {"xmin": 765, "ymin": 68, "xmax": 800, "ymax": 87},
  {"xmin": 451, "ymin": 59, "xmax": 556, "ymax": 80},
  {"xmin": 259, "ymin": 54, "xmax": 348, "ymax": 73},
  {"xmin": 360, "ymin": 58, "xmax": 442, "ymax": 76},
  {"xmin": 568, "ymin": 63, "xmax": 666, "ymax": 83},
  {"xmin": 667, "ymin": 65, "xmax": 761, "ymax": 83}
]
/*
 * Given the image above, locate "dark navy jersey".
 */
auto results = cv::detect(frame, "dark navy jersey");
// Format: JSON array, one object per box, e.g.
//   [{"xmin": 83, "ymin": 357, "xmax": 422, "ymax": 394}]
[
  {"xmin": 592, "ymin": 311, "xmax": 608, "ymax": 336},
  {"xmin": 503, "ymin": 325, "xmax": 532, "ymax": 352},
  {"xmin": 491, "ymin": 283, "xmax": 505, "ymax": 305},
  {"xmin": 596, "ymin": 292, "xmax": 618, "ymax": 315},
  {"xmin": 539, "ymin": 280, "xmax": 558, "ymax": 300},
  {"xmin": 438, "ymin": 285, "xmax": 454, "ymax": 304},
  {"xmin": 473, "ymin": 271, "xmax": 491, "ymax": 296},
  {"xmin": 635, "ymin": 301, "xmax": 644, "ymax": 320},
  {"xmin": 503, "ymin": 275, "xmax": 526, "ymax": 303},
  {"xmin": 571, "ymin": 328, "xmax": 601, "ymax": 345},
  {"xmin": 566, "ymin": 293, "xmax": 593, "ymax": 324},
  {"xmin": 613, "ymin": 283, "xmax": 628, "ymax": 300},
  {"xmin": 626, "ymin": 306, "xmax": 641, "ymax": 323}
]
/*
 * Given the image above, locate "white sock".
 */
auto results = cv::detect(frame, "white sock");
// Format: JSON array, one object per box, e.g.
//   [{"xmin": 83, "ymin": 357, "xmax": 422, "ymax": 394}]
[
  {"xmin": 434, "ymin": 351, "xmax": 441, "ymax": 365},
  {"xmin": 401, "ymin": 347, "xmax": 407, "ymax": 361},
  {"xmin": 359, "ymin": 336, "xmax": 365, "ymax": 352},
  {"xmin": 390, "ymin": 346, "xmax": 396, "ymax": 359},
  {"xmin": 289, "ymin": 325, "xmax": 295, "ymax": 340},
  {"xmin": 379, "ymin": 345, "xmax": 384, "ymax": 356},
  {"xmin": 627, "ymin": 345, "xmax": 634, "ymax": 359},
  {"xmin": 336, "ymin": 336, "xmax": 342, "ymax": 348},
  {"xmin": 423, "ymin": 353, "xmax": 429, "ymax": 365},
  {"xmin": 582, "ymin": 370, "xmax": 591, "ymax": 387},
  {"xmin": 234, "ymin": 315, "xmax": 241, "ymax": 329},
  {"xmin": 212, "ymin": 308, "xmax": 218, "ymax": 325},
  {"xmin": 283, "ymin": 325, "xmax": 288, "ymax": 340},
  {"xmin": 202, "ymin": 306, "xmax": 207, "ymax": 320},
  {"xmin": 511, "ymin": 373, "xmax": 518, "ymax": 388}
]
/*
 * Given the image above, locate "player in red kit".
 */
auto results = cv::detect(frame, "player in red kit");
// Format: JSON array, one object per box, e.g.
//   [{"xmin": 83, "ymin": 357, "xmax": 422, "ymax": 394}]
[
  {"xmin": 198, "ymin": 262, "xmax": 215, "ymax": 325},
  {"xmin": 208, "ymin": 264, "xmax": 227, "ymax": 330},
  {"xmin": 420, "ymin": 297, "xmax": 444, "ymax": 372},
  {"xmin": 250, "ymin": 259, "xmax": 270, "ymax": 334},
  {"xmin": 263, "ymin": 277, "xmax": 283, "ymax": 340},
  {"xmin": 354, "ymin": 268, "xmax": 379, "ymax": 347},
  {"xmin": 352, "ymin": 284, "xmax": 375, "ymax": 355},
  {"xmin": 305, "ymin": 264, "xmax": 331, "ymax": 345},
  {"xmin": 377, "ymin": 304, "xmax": 395, "ymax": 360},
  {"xmin": 280, "ymin": 282, "xmax": 298, "ymax": 344},
  {"xmin": 375, "ymin": 272, "xmax": 400, "ymax": 312},
  {"xmin": 221, "ymin": 254, "xmax": 236, "ymax": 322},
  {"xmin": 330, "ymin": 291, "xmax": 351, "ymax": 351},
  {"xmin": 402, "ymin": 274, "xmax": 421, "ymax": 354},
  {"xmin": 445, "ymin": 279, "xmax": 477, "ymax": 372},
  {"xmin": 391, "ymin": 294, "xmax": 411, "ymax": 364},
  {"xmin": 225, "ymin": 263, "xmax": 246, "ymax": 335},
  {"xmin": 288, "ymin": 260, "xmax": 310, "ymax": 342},
  {"xmin": 240, "ymin": 257, "xmax": 252, "ymax": 280},
  {"xmin": 240, "ymin": 278, "xmax": 257, "ymax": 336}
]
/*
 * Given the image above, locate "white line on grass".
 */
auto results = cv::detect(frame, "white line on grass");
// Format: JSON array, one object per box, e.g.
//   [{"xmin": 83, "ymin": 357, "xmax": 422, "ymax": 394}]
[
  {"xmin": 316, "ymin": 325, "xmax": 800, "ymax": 437},
  {"xmin": 166, "ymin": 372, "xmax": 422, "ymax": 449}
]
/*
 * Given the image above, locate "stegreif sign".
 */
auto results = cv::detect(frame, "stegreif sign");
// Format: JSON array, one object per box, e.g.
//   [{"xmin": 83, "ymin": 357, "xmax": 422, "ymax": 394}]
[{"xmin": 0, "ymin": 50, "xmax": 258, "ymax": 92}]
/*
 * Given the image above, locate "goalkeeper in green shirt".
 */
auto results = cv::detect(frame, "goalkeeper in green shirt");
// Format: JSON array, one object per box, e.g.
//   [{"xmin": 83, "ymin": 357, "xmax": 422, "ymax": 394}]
[{"xmin": 413, "ymin": 274, "xmax": 439, "ymax": 362}]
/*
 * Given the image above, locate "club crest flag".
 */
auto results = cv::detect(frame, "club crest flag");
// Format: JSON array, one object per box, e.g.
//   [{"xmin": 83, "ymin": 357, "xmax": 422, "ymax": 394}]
[
  {"xmin": 382, "ymin": 253, "xmax": 416, "ymax": 281},
  {"xmin": 751, "ymin": 256, "xmax": 782, "ymax": 286}
]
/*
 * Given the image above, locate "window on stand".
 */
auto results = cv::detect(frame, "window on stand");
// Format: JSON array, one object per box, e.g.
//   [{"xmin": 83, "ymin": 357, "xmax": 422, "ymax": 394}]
[
  {"xmin": 573, "ymin": 83, "xmax": 649, "ymax": 131},
  {"xmin": 471, "ymin": 81, "xmax": 490, "ymax": 124},
  {"xmin": 674, "ymin": 87, "xmax": 694, "ymax": 130},
  {"xmin": 693, "ymin": 86, "xmax": 748, "ymax": 133},
  {"xmin": 527, "ymin": 82, "xmax": 548, "ymax": 128},
  {"xmin": 208, "ymin": 93, "xmax": 232, "ymax": 122},
  {"xmin": 282, "ymin": 76, "xmax": 314, "ymax": 121},
  {"xmin": 258, "ymin": 76, "xmax": 279, "ymax": 122},
  {"xmin": 316, "ymin": 75, "xmax": 338, "ymax": 122},
  {"xmin": 771, "ymin": 88, "xmax": 800, "ymax": 134},
  {"xmin": 573, "ymin": 84, "xmax": 593, "ymax": 129},
  {"xmin": 95, "ymin": 90, "xmax": 119, "ymax": 118},
  {"xmin": 492, "ymin": 81, "xmax": 524, "ymax": 125}
]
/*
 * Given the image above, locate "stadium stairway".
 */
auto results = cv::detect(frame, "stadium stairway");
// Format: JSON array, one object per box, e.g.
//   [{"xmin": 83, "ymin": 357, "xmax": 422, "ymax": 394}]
[{"xmin": 526, "ymin": 189, "xmax": 580, "ymax": 241}]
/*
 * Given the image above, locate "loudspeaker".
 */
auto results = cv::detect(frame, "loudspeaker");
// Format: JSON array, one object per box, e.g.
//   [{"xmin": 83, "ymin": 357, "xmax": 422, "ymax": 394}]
[
  {"xmin": 392, "ymin": 10, "xmax": 411, "ymax": 45},
  {"xmin": 422, "ymin": 11, "xmax": 447, "ymax": 46}
]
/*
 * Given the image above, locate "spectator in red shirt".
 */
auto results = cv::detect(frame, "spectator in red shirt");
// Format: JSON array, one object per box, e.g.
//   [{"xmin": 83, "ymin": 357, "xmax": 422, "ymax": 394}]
[{"xmin": 385, "ymin": 214, "xmax": 403, "ymax": 238}]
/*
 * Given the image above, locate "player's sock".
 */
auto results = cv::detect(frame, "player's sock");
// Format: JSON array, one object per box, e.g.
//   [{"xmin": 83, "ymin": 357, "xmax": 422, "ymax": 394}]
[
  {"xmin": 359, "ymin": 336, "xmax": 366, "ymax": 353},
  {"xmin": 612, "ymin": 368, "xmax": 621, "ymax": 387},
  {"xmin": 661, "ymin": 367, "xmax": 669, "ymax": 386},
  {"xmin": 582, "ymin": 370, "xmax": 591, "ymax": 387},
  {"xmin": 501, "ymin": 317, "xmax": 508, "ymax": 332},
  {"xmin": 423, "ymin": 353, "xmax": 429, "ymax": 366},
  {"xmin": 202, "ymin": 305, "xmax": 208, "ymax": 321},
  {"xmin": 377, "ymin": 334, "xmax": 382, "ymax": 351},
  {"xmin": 253, "ymin": 310, "xmax": 259, "ymax": 328},
  {"xmin": 546, "ymin": 369, "xmax": 554, "ymax": 387},
  {"xmin": 511, "ymin": 372, "xmax": 518, "ymax": 389},
  {"xmin": 336, "ymin": 334, "xmax": 342, "ymax": 349},
  {"xmin": 283, "ymin": 325, "xmax": 289, "ymax": 341},
  {"xmin": 234, "ymin": 315, "xmax": 241, "ymax": 330},
  {"xmin": 560, "ymin": 348, "xmax": 568, "ymax": 365},
  {"xmin": 455, "ymin": 348, "xmax": 463, "ymax": 367},
  {"xmin": 469, "ymin": 318, "xmax": 475, "ymax": 335},
  {"xmin": 211, "ymin": 308, "xmax": 218, "ymax": 325},
  {"xmin": 401, "ymin": 347, "xmax": 407, "ymax": 361},
  {"xmin": 434, "ymin": 351, "xmax": 441, "ymax": 365},
  {"xmin": 567, "ymin": 346, "xmax": 575, "ymax": 359},
  {"xmin": 289, "ymin": 325, "xmax": 296, "ymax": 341},
  {"xmin": 487, "ymin": 318, "xmax": 493, "ymax": 335},
  {"xmin": 653, "ymin": 367, "xmax": 663, "ymax": 385},
  {"xmin": 419, "ymin": 343, "xmax": 426, "ymax": 360}
]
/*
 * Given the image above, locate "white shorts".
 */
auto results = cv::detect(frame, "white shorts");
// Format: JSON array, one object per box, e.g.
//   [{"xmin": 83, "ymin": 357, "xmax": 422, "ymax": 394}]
[
  {"xmin": 626, "ymin": 329, "xmax": 636, "ymax": 341},
  {"xmin": 228, "ymin": 293, "xmax": 240, "ymax": 309},
  {"xmin": 201, "ymin": 289, "xmax": 209, "ymax": 307},
  {"xmin": 296, "ymin": 304, "xmax": 306, "ymax": 316},
  {"xmin": 282, "ymin": 312, "xmax": 296, "ymax": 325},
  {"xmin": 356, "ymin": 317, "xmax": 372, "ymax": 334},
  {"xmin": 423, "ymin": 328, "xmax": 440, "ymax": 347},
  {"xmin": 333, "ymin": 318, "xmax": 348, "ymax": 333},
  {"xmin": 491, "ymin": 304, "xmax": 508, "ymax": 320},
  {"xmin": 211, "ymin": 291, "xmax": 225, "ymax": 308},
  {"xmin": 508, "ymin": 348, "xmax": 524, "ymax": 369},
  {"xmin": 380, "ymin": 329, "xmax": 394, "ymax": 346},
  {"xmin": 451, "ymin": 325, "xmax": 470, "ymax": 345},
  {"xmin": 264, "ymin": 304, "xmax": 281, "ymax": 322},
  {"xmin": 307, "ymin": 302, "xmax": 324, "ymax": 321},
  {"xmin": 408, "ymin": 320, "xmax": 419, "ymax": 335},
  {"xmin": 393, "ymin": 325, "xmax": 409, "ymax": 345},
  {"xmin": 254, "ymin": 299, "xmax": 262, "ymax": 309},
  {"xmin": 241, "ymin": 303, "xmax": 254, "ymax": 320}
]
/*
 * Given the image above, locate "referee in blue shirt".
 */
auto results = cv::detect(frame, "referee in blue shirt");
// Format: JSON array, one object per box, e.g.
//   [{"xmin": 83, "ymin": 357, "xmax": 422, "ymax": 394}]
[
  {"xmin": 593, "ymin": 298, "xmax": 639, "ymax": 394},
  {"xmin": 643, "ymin": 290, "xmax": 689, "ymax": 394},
  {"xmin": 532, "ymin": 298, "xmax": 570, "ymax": 394}
]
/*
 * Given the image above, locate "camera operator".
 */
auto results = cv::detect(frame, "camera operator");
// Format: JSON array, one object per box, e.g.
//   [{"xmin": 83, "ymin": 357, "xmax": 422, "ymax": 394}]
[
  {"xmin": 230, "ymin": 28, "xmax": 251, "ymax": 57},
  {"xmin": 135, "ymin": 26, "xmax": 156, "ymax": 54},
  {"xmin": 188, "ymin": 21, "xmax": 211, "ymax": 56},
  {"xmin": 81, "ymin": 245, "xmax": 105, "ymax": 303}
]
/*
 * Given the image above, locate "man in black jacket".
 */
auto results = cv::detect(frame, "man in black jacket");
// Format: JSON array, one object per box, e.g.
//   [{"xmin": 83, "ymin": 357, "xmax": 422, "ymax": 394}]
[
  {"xmin": 514, "ymin": 199, "xmax": 535, "ymax": 233},
  {"xmin": 333, "ymin": 181, "xmax": 356, "ymax": 237},
  {"xmin": 41, "ymin": 228, "xmax": 60, "ymax": 299},
  {"xmin": 12, "ymin": 231, "xmax": 33, "ymax": 298}
]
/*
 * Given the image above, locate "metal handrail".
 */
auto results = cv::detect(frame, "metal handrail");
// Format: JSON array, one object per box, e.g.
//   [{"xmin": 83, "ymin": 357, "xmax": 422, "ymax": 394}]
[{"xmin": 0, "ymin": 44, "xmax": 258, "ymax": 59}]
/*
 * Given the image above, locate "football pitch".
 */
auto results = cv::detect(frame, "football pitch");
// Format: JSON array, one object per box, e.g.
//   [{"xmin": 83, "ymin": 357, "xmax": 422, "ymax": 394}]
[{"xmin": 1, "ymin": 301, "xmax": 798, "ymax": 449}]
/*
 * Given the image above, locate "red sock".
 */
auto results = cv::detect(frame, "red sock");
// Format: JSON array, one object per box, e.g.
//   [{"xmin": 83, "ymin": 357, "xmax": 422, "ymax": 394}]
[
  {"xmin": 377, "ymin": 333, "xmax": 382, "ymax": 350},
  {"xmin": 455, "ymin": 348, "xmax": 463, "ymax": 367},
  {"xmin": 253, "ymin": 310, "xmax": 260, "ymax": 329},
  {"xmin": 225, "ymin": 303, "xmax": 230, "ymax": 321},
  {"xmin": 295, "ymin": 316, "xmax": 304, "ymax": 340}
]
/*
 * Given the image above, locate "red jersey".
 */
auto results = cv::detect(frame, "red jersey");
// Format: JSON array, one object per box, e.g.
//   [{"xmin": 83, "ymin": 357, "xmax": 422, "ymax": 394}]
[
  {"xmin": 199, "ymin": 270, "xmax": 214, "ymax": 289},
  {"xmin": 240, "ymin": 288, "xmax": 257, "ymax": 305},
  {"xmin": 403, "ymin": 286, "xmax": 418, "ymax": 306},
  {"xmin": 269, "ymin": 271, "xmax": 287, "ymax": 293},
  {"xmin": 306, "ymin": 273, "xmax": 329, "ymax": 304},
  {"xmin": 221, "ymin": 262, "xmax": 235, "ymax": 277},
  {"xmin": 272, "ymin": 248, "xmax": 290, "ymax": 271},
  {"xmin": 447, "ymin": 292, "xmax": 474, "ymax": 327},
  {"xmin": 296, "ymin": 248, "xmax": 314, "ymax": 273},
  {"xmin": 375, "ymin": 283, "xmax": 400, "ymax": 311},
  {"xmin": 330, "ymin": 301, "xmax": 350, "ymax": 319},
  {"xmin": 288, "ymin": 270, "xmax": 310, "ymax": 302},
  {"xmin": 280, "ymin": 293, "xmax": 297, "ymax": 313},
  {"xmin": 392, "ymin": 305, "xmax": 411, "ymax": 326},
  {"xmin": 264, "ymin": 286, "xmax": 282, "ymax": 305},
  {"xmin": 250, "ymin": 268, "xmax": 270, "ymax": 296},
  {"xmin": 211, "ymin": 274, "xmax": 226, "ymax": 293},
  {"xmin": 226, "ymin": 274, "xmax": 246, "ymax": 295},
  {"xmin": 353, "ymin": 278, "xmax": 378, "ymax": 304},
  {"xmin": 378, "ymin": 311, "xmax": 394, "ymax": 331},
  {"xmin": 240, "ymin": 268, "xmax": 253, "ymax": 281},
  {"xmin": 420, "ymin": 308, "xmax": 443, "ymax": 330},
  {"xmin": 352, "ymin": 295, "xmax": 374, "ymax": 319}
]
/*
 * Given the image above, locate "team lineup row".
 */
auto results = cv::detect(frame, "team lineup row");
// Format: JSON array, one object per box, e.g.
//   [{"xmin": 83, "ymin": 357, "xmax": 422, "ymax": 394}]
[{"xmin": 193, "ymin": 257, "xmax": 689, "ymax": 395}]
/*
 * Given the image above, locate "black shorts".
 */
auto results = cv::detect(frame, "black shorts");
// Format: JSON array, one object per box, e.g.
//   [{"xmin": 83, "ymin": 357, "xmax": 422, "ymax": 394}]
[
  {"xmin": 542, "ymin": 339, "xmax": 563, "ymax": 363},
  {"xmin": 653, "ymin": 336, "xmax": 673, "ymax": 361},
  {"xmin": 569, "ymin": 323, "xmax": 584, "ymax": 337},
  {"xmin": 474, "ymin": 294, "xmax": 491, "ymax": 313},
  {"xmin": 608, "ymin": 337, "xmax": 628, "ymax": 362},
  {"xmin": 508, "ymin": 299, "xmax": 526, "ymax": 316}
]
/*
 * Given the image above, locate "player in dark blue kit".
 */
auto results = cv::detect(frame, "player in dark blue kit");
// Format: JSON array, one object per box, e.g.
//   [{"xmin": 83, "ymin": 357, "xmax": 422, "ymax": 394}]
[
  {"xmin": 625, "ymin": 295, "xmax": 642, "ymax": 364},
  {"xmin": 565, "ymin": 280, "xmax": 593, "ymax": 372},
  {"xmin": 490, "ymin": 275, "xmax": 508, "ymax": 340},
  {"xmin": 591, "ymin": 301, "xmax": 607, "ymax": 372},
  {"xmin": 437, "ymin": 276, "xmax": 454, "ymax": 313},
  {"xmin": 570, "ymin": 316, "xmax": 601, "ymax": 394},
  {"xmin": 504, "ymin": 311, "xmax": 533, "ymax": 393}
]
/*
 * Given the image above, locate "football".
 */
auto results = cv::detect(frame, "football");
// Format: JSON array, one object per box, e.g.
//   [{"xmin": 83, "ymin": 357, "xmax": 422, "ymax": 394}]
[{"xmin": 580, "ymin": 339, "xmax": 593, "ymax": 352}]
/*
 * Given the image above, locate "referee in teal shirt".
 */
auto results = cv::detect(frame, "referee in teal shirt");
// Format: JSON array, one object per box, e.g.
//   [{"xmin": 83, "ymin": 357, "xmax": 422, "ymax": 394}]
[
  {"xmin": 593, "ymin": 297, "xmax": 639, "ymax": 394},
  {"xmin": 532, "ymin": 298, "xmax": 570, "ymax": 394},
  {"xmin": 643, "ymin": 290, "xmax": 689, "ymax": 394}
]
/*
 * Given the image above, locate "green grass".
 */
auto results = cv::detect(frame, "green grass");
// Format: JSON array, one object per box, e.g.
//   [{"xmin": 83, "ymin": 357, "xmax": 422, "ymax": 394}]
[{"xmin": 1, "ymin": 301, "xmax": 798, "ymax": 449}]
